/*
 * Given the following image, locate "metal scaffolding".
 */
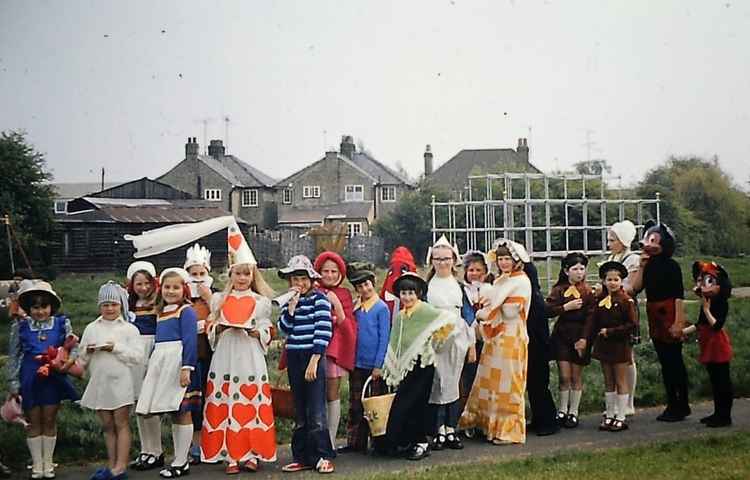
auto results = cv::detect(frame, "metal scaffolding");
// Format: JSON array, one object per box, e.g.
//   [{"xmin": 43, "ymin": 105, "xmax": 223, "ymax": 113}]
[{"xmin": 431, "ymin": 173, "xmax": 660, "ymax": 290}]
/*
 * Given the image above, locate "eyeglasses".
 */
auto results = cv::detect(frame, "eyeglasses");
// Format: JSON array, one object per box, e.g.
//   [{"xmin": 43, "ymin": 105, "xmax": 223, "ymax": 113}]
[{"xmin": 432, "ymin": 257, "xmax": 453, "ymax": 263}]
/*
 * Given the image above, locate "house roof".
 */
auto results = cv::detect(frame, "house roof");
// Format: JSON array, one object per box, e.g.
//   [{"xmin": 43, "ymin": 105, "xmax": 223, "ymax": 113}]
[
  {"xmin": 200, "ymin": 154, "xmax": 277, "ymax": 188},
  {"xmin": 58, "ymin": 197, "xmax": 246, "ymax": 224},
  {"xmin": 428, "ymin": 148, "xmax": 541, "ymax": 190},
  {"xmin": 277, "ymin": 202, "xmax": 373, "ymax": 226},
  {"xmin": 275, "ymin": 152, "xmax": 413, "ymax": 188},
  {"xmin": 52, "ymin": 182, "xmax": 121, "ymax": 199}
]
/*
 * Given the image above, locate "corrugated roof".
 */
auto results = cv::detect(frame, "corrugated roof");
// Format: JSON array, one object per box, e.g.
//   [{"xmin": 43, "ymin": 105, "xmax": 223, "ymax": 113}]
[
  {"xmin": 56, "ymin": 199, "xmax": 245, "ymax": 224},
  {"xmin": 277, "ymin": 202, "xmax": 373, "ymax": 225},
  {"xmin": 52, "ymin": 182, "xmax": 120, "ymax": 199},
  {"xmin": 428, "ymin": 149, "xmax": 541, "ymax": 191}
]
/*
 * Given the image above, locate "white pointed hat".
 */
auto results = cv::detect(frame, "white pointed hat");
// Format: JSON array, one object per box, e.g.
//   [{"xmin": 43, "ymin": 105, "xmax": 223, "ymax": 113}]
[
  {"xmin": 228, "ymin": 222, "xmax": 257, "ymax": 268},
  {"xmin": 426, "ymin": 234, "xmax": 460, "ymax": 265},
  {"xmin": 184, "ymin": 243, "xmax": 212, "ymax": 271}
]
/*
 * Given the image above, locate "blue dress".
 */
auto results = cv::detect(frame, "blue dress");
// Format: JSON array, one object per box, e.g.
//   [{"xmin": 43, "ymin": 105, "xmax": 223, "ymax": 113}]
[{"xmin": 10, "ymin": 316, "xmax": 79, "ymax": 410}]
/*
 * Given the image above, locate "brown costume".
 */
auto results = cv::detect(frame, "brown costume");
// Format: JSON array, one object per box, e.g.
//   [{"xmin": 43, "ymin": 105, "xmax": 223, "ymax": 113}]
[
  {"xmin": 583, "ymin": 290, "xmax": 637, "ymax": 364},
  {"xmin": 546, "ymin": 281, "xmax": 596, "ymax": 365}
]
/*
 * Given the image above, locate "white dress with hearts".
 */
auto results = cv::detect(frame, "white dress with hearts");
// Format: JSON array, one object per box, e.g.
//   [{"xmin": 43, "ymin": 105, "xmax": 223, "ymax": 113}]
[{"xmin": 200, "ymin": 289, "xmax": 277, "ymax": 464}]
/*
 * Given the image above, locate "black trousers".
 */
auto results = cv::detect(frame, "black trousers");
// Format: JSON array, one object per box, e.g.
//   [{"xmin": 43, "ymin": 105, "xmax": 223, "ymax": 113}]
[
  {"xmin": 653, "ymin": 340, "xmax": 690, "ymax": 413},
  {"xmin": 527, "ymin": 339, "xmax": 558, "ymax": 432},
  {"xmin": 705, "ymin": 362, "xmax": 733, "ymax": 420}
]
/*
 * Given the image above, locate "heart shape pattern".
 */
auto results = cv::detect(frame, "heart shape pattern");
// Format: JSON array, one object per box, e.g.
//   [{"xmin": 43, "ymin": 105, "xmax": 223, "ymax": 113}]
[
  {"xmin": 226, "ymin": 428, "xmax": 252, "ymax": 461},
  {"xmin": 228, "ymin": 233, "xmax": 244, "ymax": 251},
  {"xmin": 232, "ymin": 403, "xmax": 257, "ymax": 427},
  {"xmin": 205, "ymin": 380, "xmax": 215, "ymax": 398},
  {"xmin": 240, "ymin": 383, "xmax": 259, "ymax": 402},
  {"xmin": 205, "ymin": 402, "xmax": 229, "ymax": 430},
  {"xmin": 261, "ymin": 383, "xmax": 272, "ymax": 399},
  {"xmin": 221, "ymin": 382, "xmax": 230, "ymax": 396},
  {"xmin": 201, "ymin": 428, "xmax": 224, "ymax": 460},
  {"xmin": 250, "ymin": 426, "xmax": 277, "ymax": 459},
  {"xmin": 258, "ymin": 404, "xmax": 274, "ymax": 426},
  {"xmin": 222, "ymin": 295, "xmax": 257, "ymax": 326}
]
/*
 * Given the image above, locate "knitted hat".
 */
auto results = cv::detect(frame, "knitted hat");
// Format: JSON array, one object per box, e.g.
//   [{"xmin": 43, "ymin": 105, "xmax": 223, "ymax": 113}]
[
  {"xmin": 98, "ymin": 281, "xmax": 131, "ymax": 319},
  {"xmin": 127, "ymin": 261, "xmax": 156, "ymax": 281},
  {"xmin": 184, "ymin": 243, "xmax": 212, "ymax": 271},
  {"xmin": 610, "ymin": 220, "xmax": 636, "ymax": 247},
  {"xmin": 278, "ymin": 255, "xmax": 321, "ymax": 279}
]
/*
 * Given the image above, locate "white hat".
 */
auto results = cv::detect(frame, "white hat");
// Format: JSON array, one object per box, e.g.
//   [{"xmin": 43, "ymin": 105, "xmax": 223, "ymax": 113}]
[
  {"xmin": 159, "ymin": 267, "xmax": 190, "ymax": 284},
  {"xmin": 127, "ymin": 261, "xmax": 156, "ymax": 281},
  {"xmin": 487, "ymin": 238, "xmax": 530, "ymax": 264},
  {"xmin": 97, "ymin": 280, "xmax": 132, "ymax": 319},
  {"xmin": 278, "ymin": 255, "xmax": 321, "ymax": 279},
  {"xmin": 184, "ymin": 243, "xmax": 212, "ymax": 271},
  {"xmin": 228, "ymin": 222, "xmax": 257, "ymax": 268},
  {"xmin": 426, "ymin": 234, "xmax": 460, "ymax": 265},
  {"xmin": 610, "ymin": 220, "xmax": 637, "ymax": 247},
  {"xmin": 18, "ymin": 280, "xmax": 62, "ymax": 313}
]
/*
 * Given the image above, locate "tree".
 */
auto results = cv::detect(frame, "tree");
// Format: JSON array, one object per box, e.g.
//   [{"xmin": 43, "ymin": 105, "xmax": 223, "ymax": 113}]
[
  {"xmin": 0, "ymin": 131, "xmax": 56, "ymax": 277},
  {"xmin": 637, "ymin": 156, "xmax": 750, "ymax": 256}
]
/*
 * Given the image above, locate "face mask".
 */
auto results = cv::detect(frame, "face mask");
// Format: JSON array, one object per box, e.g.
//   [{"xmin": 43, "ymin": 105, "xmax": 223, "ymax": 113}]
[{"xmin": 188, "ymin": 274, "xmax": 213, "ymax": 298}]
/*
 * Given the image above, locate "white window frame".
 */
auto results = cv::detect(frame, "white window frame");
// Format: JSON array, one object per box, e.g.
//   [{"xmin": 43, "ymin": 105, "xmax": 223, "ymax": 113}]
[
  {"xmin": 302, "ymin": 185, "xmax": 321, "ymax": 199},
  {"xmin": 54, "ymin": 200, "xmax": 68, "ymax": 214},
  {"xmin": 344, "ymin": 184, "xmax": 364, "ymax": 202},
  {"xmin": 347, "ymin": 222, "xmax": 363, "ymax": 237},
  {"xmin": 381, "ymin": 186, "xmax": 397, "ymax": 202},
  {"xmin": 282, "ymin": 188, "xmax": 293, "ymax": 204},
  {"xmin": 204, "ymin": 188, "xmax": 222, "ymax": 201},
  {"xmin": 241, "ymin": 189, "xmax": 258, "ymax": 207}
]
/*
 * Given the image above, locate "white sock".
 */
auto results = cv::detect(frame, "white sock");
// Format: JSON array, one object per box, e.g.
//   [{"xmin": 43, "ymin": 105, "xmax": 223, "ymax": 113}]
[
  {"xmin": 627, "ymin": 364, "xmax": 637, "ymax": 414},
  {"xmin": 136, "ymin": 415, "xmax": 150, "ymax": 454},
  {"xmin": 569, "ymin": 390, "xmax": 583, "ymax": 416},
  {"xmin": 42, "ymin": 436, "xmax": 56, "ymax": 474},
  {"xmin": 146, "ymin": 415, "xmax": 163, "ymax": 456},
  {"xmin": 438, "ymin": 424, "xmax": 447, "ymax": 436},
  {"xmin": 558, "ymin": 389, "xmax": 571, "ymax": 414},
  {"xmin": 616, "ymin": 394, "xmax": 629, "ymax": 421},
  {"xmin": 445, "ymin": 426, "xmax": 455, "ymax": 434},
  {"xmin": 327, "ymin": 400, "xmax": 340, "ymax": 448},
  {"xmin": 171, "ymin": 424, "xmax": 193, "ymax": 467},
  {"xmin": 27, "ymin": 436, "xmax": 43, "ymax": 474},
  {"xmin": 605, "ymin": 392, "xmax": 617, "ymax": 419}
]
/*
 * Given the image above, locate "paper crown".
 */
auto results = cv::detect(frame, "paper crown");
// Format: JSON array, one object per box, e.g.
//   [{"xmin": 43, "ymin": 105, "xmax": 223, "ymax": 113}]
[
  {"xmin": 228, "ymin": 222, "xmax": 257, "ymax": 268},
  {"xmin": 184, "ymin": 243, "xmax": 212, "ymax": 271},
  {"xmin": 426, "ymin": 234, "xmax": 460, "ymax": 265}
]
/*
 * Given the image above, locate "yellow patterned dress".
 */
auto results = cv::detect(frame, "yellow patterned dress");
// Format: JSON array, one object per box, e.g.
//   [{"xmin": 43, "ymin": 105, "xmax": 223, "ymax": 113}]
[{"xmin": 458, "ymin": 270, "xmax": 531, "ymax": 444}]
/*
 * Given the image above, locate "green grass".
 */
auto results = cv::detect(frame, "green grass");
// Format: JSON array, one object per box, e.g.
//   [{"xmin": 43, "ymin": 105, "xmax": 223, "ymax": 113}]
[{"xmin": 356, "ymin": 432, "xmax": 750, "ymax": 480}]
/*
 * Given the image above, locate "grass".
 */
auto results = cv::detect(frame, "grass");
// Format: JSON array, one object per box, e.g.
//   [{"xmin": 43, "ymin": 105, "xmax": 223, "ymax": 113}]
[
  {"xmin": 356, "ymin": 431, "xmax": 750, "ymax": 480},
  {"xmin": 1, "ymin": 257, "xmax": 749, "ymax": 466}
]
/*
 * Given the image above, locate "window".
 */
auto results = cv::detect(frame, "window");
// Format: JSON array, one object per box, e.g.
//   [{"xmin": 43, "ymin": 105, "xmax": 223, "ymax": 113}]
[
  {"xmin": 241, "ymin": 189, "xmax": 258, "ymax": 207},
  {"xmin": 381, "ymin": 186, "xmax": 396, "ymax": 202},
  {"xmin": 302, "ymin": 185, "xmax": 320, "ymax": 199},
  {"xmin": 345, "ymin": 185, "xmax": 364, "ymax": 202},
  {"xmin": 204, "ymin": 188, "xmax": 222, "ymax": 201},
  {"xmin": 347, "ymin": 222, "xmax": 363, "ymax": 237},
  {"xmin": 54, "ymin": 200, "xmax": 67, "ymax": 214},
  {"xmin": 282, "ymin": 188, "xmax": 293, "ymax": 204}
]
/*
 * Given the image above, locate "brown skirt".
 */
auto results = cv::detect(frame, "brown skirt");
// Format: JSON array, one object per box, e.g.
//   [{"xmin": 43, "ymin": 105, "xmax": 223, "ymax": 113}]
[{"xmin": 591, "ymin": 336, "xmax": 632, "ymax": 364}]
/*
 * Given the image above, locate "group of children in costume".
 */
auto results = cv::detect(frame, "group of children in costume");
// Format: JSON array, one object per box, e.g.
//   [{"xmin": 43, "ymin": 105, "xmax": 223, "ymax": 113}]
[{"xmin": 3, "ymin": 217, "xmax": 736, "ymax": 478}]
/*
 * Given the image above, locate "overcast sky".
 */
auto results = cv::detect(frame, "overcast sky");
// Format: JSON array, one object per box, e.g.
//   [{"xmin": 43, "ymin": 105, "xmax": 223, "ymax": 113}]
[{"xmin": 1, "ymin": 0, "xmax": 748, "ymax": 189}]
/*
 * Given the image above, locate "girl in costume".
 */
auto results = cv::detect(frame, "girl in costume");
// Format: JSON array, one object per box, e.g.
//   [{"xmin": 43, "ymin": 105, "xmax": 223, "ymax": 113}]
[
  {"xmin": 7, "ymin": 280, "xmax": 79, "ymax": 479},
  {"xmin": 313, "ymin": 252, "xmax": 357, "ymax": 449},
  {"xmin": 277, "ymin": 255, "xmax": 336, "ymax": 474},
  {"xmin": 425, "ymin": 236, "xmax": 475, "ymax": 451},
  {"xmin": 135, "ymin": 268, "xmax": 199, "ymax": 478},
  {"xmin": 682, "ymin": 261, "xmax": 734, "ymax": 428},
  {"xmin": 184, "ymin": 243, "xmax": 214, "ymax": 464},
  {"xmin": 126, "ymin": 261, "xmax": 165, "ymax": 471},
  {"xmin": 459, "ymin": 239, "xmax": 531, "ymax": 445},
  {"xmin": 545, "ymin": 252, "xmax": 596, "ymax": 428},
  {"xmin": 201, "ymin": 229, "xmax": 278, "ymax": 473},
  {"xmin": 575, "ymin": 262, "xmax": 637, "ymax": 432},
  {"xmin": 79, "ymin": 282, "xmax": 144, "ymax": 480},
  {"xmin": 377, "ymin": 272, "xmax": 455, "ymax": 461}
]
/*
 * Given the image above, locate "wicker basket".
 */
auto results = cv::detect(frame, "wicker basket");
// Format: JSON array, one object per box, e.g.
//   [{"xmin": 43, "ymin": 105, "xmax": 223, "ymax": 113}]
[
  {"xmin": 271, "ymin": 384, "xmax": 295, "ymax": 419},
  {"xmin": 361, "ymin": 376, "xmax": 395, "ymax": 437}
]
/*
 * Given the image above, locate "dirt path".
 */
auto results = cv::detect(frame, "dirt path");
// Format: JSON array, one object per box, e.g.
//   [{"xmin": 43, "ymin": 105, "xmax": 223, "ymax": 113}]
[{"xmin": 49, "ymin": 398, "xmax": 749, "ymax": 480}]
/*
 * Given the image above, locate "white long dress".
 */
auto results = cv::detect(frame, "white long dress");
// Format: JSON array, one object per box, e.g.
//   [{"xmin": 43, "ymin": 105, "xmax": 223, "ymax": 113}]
[
  {"xmin": 79, "ymin": 316, "xmax": 144, "ymax": 410},
  {"xmin": 427, "ymin": 275, "xmax": 475, "ymax": 404}
]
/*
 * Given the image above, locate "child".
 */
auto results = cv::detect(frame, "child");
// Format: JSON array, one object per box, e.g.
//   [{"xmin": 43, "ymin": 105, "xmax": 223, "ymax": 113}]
[
  {"xmin": 79, "ymin": 281, "xmax": 144, "ymax": 480},
  {"xmin": 126, "ymin": 261, "xmax": 165, "ymax": 471},
  {"xmin": 546, "ymin": 252, "xmax": 595, "ymax": 428},
  {"xmin": 377, "ymin": 272, "xmax": 455, "ymax": 460},
  {"xmin": 277, "ymin": 255, "xmax": 335, "ymax": 474},
  {"xmin": 342, "ymin": 266, "xmax": 390, "ymax": 453},
  {"xmin": 201, "ymin": 232, "xmax": 278, "ymax": 473},
  {"xmin": 135, "ymin": 268, "xmax": 199, "ymax": 478},
  {"xmin": 379, "ymin": 246, "xmax": 418, "ymax": 323},
  {"xmin": 7, "ymin": 280, "xmax": 79, "ymax": 479},
  {"xmin": 313, "ymin": 252, "xmax": 357, "ymax": 450},
  {"xmin": 425, "ymin": 236, "xmax": 475, "ymax": 451},
  {"xmin": 184, "ymin": 243, "xmax": 214, "ymax": 464},
  {"xmin": 575, "ymin": 262, "xmax": 637, "ymax": 432},
  {"xmin": 683, "ymin": 261, "xmax": 734, "ymax": 427}
]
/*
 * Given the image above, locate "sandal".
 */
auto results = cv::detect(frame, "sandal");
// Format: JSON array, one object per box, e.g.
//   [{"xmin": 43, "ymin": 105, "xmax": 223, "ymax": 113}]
[
  {"xmin": 315, "ymin": 459, "xmax": 335, "ymax": 474},
  {"xmin": 491, "ymin": 438, "xmax": 512, "ymax": 446},
  {"xmin": 225, "ymin": 463, "xmax": 240, "ymax": 475},
  {"xmin": 445, "ymin": 433, "xmax": 464, "ymax": 450},
  {"xmin": 159, "ymin": 463, "xmax": 189, "ymax": 478},
  {"xmin": 89, "ymin": 467, "xmax": 112, "ymax": 480},
  {"xmin": 599, "ymin": 417, "xmax": 614, "ymax": 431},
  {"xmin": 243, "ymin": 459, "xmax": 258, "ymax": 472},
  {"xmin": 281, "ymin": 463, "xmax": 313, "ymax": 473},
  {"xmin": 132, "ymin": 454, "xmax": 165, "ymax": 471},
  {"xmin": 609, "ymin": 419, "xmax": 628, "ymax": 432},
  {"xmin": 431, "ymin": 434, "xmax": 446, "ymax": 451},
  {"xmin": 407, "ymin": 444, "xmax": 430, "ymax": 461}
]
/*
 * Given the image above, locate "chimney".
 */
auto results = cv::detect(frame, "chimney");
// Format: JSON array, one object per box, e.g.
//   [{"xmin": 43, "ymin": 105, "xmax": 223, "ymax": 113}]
[
  {"xmin": 340, "ymin": 135, "xmax": 356, "ymax": 159},
  {"xmin": 517, "ymin": 138, "xmax": 529, "ymax": 162},
  {"xmin": 208, "ymin": 139, "xmax": 225, "ymax": 160},
  {"xmin": 424, "ymin": 144, "xmax": 434, "ymax": 177},
  {"xmin": 185, "ymin": 137, "xmax": 199, "ymax": 160}
]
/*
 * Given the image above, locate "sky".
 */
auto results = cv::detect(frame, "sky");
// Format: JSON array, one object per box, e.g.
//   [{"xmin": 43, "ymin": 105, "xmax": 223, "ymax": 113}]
[{"xmin": 1, "ymin": 0, "xmax": 748, "ymax": 189}]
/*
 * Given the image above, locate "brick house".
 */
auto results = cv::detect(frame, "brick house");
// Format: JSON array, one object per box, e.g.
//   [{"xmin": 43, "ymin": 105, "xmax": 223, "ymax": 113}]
[
  {"xmin": 274, "ymin": 135, "xmax": 415, "ymax": 235},
  {"xmin": 158, "ymin": 138, "xmax": 277, "ymax": 232}
]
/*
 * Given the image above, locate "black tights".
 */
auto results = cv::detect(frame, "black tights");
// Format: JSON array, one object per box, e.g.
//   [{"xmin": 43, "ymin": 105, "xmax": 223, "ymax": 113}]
[{"xmin": 705, "ymin": 362, "xmax": 733, "ymax": 420}]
